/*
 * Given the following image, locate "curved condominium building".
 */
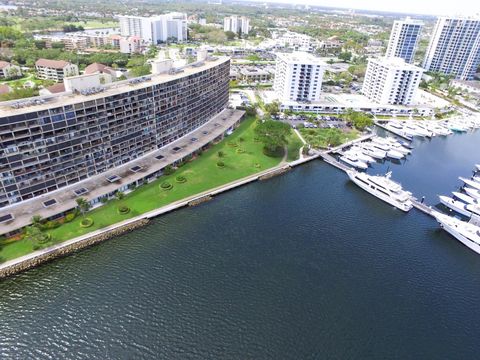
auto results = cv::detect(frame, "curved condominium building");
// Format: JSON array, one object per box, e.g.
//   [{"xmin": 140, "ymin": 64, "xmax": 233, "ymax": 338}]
[{"xmin": 0, "ymin": 57, "xmax": 230, "ymax": 210}]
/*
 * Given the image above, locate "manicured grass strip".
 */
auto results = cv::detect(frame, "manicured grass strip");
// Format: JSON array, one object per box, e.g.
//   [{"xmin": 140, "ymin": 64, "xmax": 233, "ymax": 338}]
[
  {"xmin": 299, "ymin": 128, "xmax": 359, "ymax": 149},
  {"xmin": 0, "ymin": 117, "xmax": 283, "ymax": 262}
]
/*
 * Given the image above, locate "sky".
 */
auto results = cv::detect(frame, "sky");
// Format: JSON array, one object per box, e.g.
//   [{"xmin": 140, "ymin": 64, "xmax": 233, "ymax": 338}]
[{"xmin": 249, "ymin": 0, "xmax": 480, "ymax": 16}]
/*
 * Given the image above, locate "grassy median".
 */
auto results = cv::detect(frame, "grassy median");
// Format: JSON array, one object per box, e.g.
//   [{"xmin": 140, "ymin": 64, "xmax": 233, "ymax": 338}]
[{"xmin": 0, "ymin": 116, "xmax": 302, "ymax": 263}]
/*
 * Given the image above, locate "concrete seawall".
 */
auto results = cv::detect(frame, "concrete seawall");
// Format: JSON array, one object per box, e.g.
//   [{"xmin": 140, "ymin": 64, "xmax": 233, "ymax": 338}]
[
  {"xmin": 0, "ymin": 156, "xmax": 320, "ymax": 280},
  {"xmin": 0, "ymin": 218, "xmax": 149, "ymax": 280}
]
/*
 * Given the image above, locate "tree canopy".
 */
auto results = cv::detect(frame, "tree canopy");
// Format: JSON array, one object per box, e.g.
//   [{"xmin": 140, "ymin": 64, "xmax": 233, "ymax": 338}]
[
  {"xmin": 254, "ymin": 119, "xmax": 291, "ymax": 156},
  {"xmin": 345, "ymin": 109, "xmax": 373, "ymax": 131}
]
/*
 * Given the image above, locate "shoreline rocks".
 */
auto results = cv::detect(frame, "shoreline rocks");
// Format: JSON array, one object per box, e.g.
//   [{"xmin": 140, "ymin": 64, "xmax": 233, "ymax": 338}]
[{"xmin": 0, "ymin": 218, "xmax": 150, "ymax": 280}]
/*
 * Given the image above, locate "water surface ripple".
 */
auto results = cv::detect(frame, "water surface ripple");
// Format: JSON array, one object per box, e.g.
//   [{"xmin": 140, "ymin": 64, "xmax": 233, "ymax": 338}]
[{"xmin": 1, "ymin": 130, "xmax": 480, "ymax": 359}]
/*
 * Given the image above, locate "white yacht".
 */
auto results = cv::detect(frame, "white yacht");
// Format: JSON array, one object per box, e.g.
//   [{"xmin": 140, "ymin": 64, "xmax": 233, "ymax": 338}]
[
  {"xmin": 386, "ymin": 149, "xmax": 404, "ymax": 160},
  {"xmin": 452, "ymin": 192, "xmax": 478, "ymax": 205},
  {"xmin": 414, "ymin": 123, "xmax": 435, "ymax": 137},
  {"xmin": 405, "ymin": 123, "xmax": 431, "ymax": 137},
  {"xmin": 357, "ymin": 144, "xmax": 386, "ymax": 160},
  {"xmin": 466, "ymin": 203, "xmax": 480, "ymax": 217},
  {"xmin": 476, "ymin": 164, "xmax": 480, "ymax": 172},
  {"xmin": 460, "ymin": 177, "xmax": 480, "ymax": 191},
  {"xmin": 448, "ymin": 121, "xmax": 468, "ymax": 132},
  {"xmin": 345, "ymin": 148, "xmax": 375, "ymax": 163},
  {"xmin": 370, "ymin": 139, "xmax": 405, "ymax": 159},
  {"xmin": 439, "ymin": 195, "xmax": 472, "ymax": 217},
  {"xmin": 433, "ymin": 212, "xmax": 480, "ymax": 255},
  {"xmin": 439, "ymin": 196, "xmax": 480, "ymax": 217},
  {"xmin": 465, "ymin": 187, "xmax": 480, "ymax": 200},
  {"xmin": 340, "ymin": 154, "xmax": 368, "ymax": 170},
  {"xmin": 430, "ymin": 125, "xmax": 452, "ymax": 136},
  {"xmin": 384, "ymin": 122, "xmax": 413, "ymax": 139},
  {"xmin": 347, "ymin": 170, "xmax": 413, "ymax": 212},
  {"xmin": 370, "ymin": 141, "xmax": 390, "ymax": 152}
]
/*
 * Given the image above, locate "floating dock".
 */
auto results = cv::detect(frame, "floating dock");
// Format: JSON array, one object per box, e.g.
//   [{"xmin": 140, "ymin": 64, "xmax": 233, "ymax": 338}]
[{"xmin": 411, "ymin": 198, "xmax": 434, "ymax": 217}]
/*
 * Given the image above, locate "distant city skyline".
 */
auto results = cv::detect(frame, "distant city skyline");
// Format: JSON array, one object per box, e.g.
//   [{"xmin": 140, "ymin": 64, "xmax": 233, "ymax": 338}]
[{"xmin": 246, "ymin": 0, "xmax": 480, "ymax": 16}]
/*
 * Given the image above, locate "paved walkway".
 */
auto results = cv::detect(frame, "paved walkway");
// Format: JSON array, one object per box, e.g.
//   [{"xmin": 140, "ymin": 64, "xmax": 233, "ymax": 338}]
[
  {"xmin": 293, "ymin": 129, "xmax": 307, "ymax": 160},
  {"xmin": 0, "ymin": 109, "xmax": 244, "ymax": 235}
]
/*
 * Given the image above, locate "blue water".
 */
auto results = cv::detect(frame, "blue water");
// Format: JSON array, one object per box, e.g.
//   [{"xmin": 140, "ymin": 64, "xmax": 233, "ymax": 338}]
[{"xmin": 0, "ymin": 130, "xmax": 479, "ymax": 359}]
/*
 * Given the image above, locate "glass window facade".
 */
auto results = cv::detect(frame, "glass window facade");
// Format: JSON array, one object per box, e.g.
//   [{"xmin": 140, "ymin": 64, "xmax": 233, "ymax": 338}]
[{"xmin": 0, "ymin": 60, "xmax": 230, "ymax": 207}]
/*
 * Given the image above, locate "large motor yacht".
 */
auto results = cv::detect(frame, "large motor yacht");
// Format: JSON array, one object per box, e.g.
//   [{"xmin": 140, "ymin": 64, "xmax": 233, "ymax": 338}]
[
  {"xmin": 433, "ymin": 212, "xmax": 480, "ymax": 255},
  {"xmin": 439, "ymin": 196, "xmax": 480, "ymax": 217},
  {"xmin": 347, "ymin": 170, "xmax": 413, "ymax": 211}
]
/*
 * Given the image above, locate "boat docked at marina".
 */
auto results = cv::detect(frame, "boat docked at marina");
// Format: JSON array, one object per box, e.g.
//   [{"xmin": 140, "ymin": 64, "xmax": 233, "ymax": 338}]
[
  {"xmin": 357, "ymin": 143, "xmax": 386, "ymax": 160},
  {"xmin": 340, "ymin": 154, "xmax": 368, "ymax": 170},
  {"xmin": 460, "ymin": 177, "xmax": 480, "ymax": 191},
  {"xmin": 439, "ymin": 196, "xmax": 480, "ymax": 217},
  {"xmin": 476, "ymin": 164, "xmax": 480, "ymax": 172},
  {"xmin": 346, "ymin": 170, "xmax": 413, "ymax": 212},
  {"xmin": 433, "ymin": 212, "xmax": 480, "ymax": 255},
  {"xmin": 465, "ymin": 187, "xmax": 480, "ymax": 200},
  {"xmin": 345, "ymin": 148, "xmax": 376, "ymax": 163},
  {"xmin": 452, "ymin": 192, "xmax": 478, "ymax": 205}
]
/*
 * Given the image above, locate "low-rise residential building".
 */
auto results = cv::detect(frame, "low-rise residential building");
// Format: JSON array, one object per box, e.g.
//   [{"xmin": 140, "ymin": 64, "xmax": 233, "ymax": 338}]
[
  {"xmin": 38, "ymin": 82, "xmax": 66, "ymax": 96},
  {"xmin": 276, "ymin": 31, "xmax": 315, "ymax": 52},
  {"xmin": 62, "ymin": 36, "xmax": 88, "ymax": 51},
  {"xmin": 119, "ymin": 36, "xmax": 143, "ymax": 54},
  {"xmin": 35, "ymin": 59, "xmax": 79, "ymax": 81},
  {"xmin": 362, "ymin": 57, "xmax": 423, "ymax": 105},
  {"xmin": 451, "ymin": 80, "xmax": 480, "ymax": 95},
  {"xmin": 239, "ymin": 68, "xmax": 272, "ymax": 82},
  {"xmin": 0, "ymin": 61, "xmax": 22, "ymax": 79}
]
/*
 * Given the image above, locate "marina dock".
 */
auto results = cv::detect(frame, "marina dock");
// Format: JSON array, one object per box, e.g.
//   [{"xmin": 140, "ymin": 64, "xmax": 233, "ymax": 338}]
[
  {"xmin": 411, "ymin": 198, "xmax": 434, "ymax": 217},
  {"xmin": 318, "ymin": 131, "xmax": 437, "ymax": 218}
]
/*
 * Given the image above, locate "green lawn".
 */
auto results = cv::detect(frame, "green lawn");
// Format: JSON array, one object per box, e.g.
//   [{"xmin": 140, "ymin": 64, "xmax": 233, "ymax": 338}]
[
  {"xmin": 299, "ymin": 127, "xmax": 359, "ymax": 149},
  {"xmin": 0, "ymin": 117, "xmax": 292, "ymax": 263}
]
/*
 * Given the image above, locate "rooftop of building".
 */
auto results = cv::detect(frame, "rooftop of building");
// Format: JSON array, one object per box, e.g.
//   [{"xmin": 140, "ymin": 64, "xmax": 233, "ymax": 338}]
[
  {"xmin": 84, "ymin": 62, "xmax": 116, "ymax": 76},
  {"xmin": 35, "ymin": 58, "xmax": 72, "ymax": 69},
  {"xmin": 0, "ymin": 56, "xmax": 229, "ymax": 116},
  {"xmin": 369, "ymin": 57, "xmax": 424, "ymax": 71},
  {"xmin": 0, "ymin": 60, "xmax": 11, "ymax": 69},
  {"xmin": 276, "ymin": 52, "xmax": 326, "ymax": 66},
  {"xmin": 395, "ymin": 17, "xmax": 424, "ymax": 25},
  {"xmin": 45, "ymin": 82, "xmax": 66, "ymax": 94}
]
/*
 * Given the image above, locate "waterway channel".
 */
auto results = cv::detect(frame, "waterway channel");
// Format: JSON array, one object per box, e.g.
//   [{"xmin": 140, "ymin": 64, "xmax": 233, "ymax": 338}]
[{"xmin": 0, "ymin": 129, "xmax": 479, "ymax": 359}]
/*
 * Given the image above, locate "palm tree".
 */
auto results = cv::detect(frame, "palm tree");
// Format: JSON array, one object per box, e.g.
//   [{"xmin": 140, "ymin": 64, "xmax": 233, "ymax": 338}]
[
  {"xmin": 75, "ymin": 197, "xmax": 91, "ymax": 218},
  {"xmin": 115, "ymin": 191, "xmax": 125, "ymax": 201},
  {"xmin": 31, "ymin": 215, "xmax": 43, "ymax": 228}
]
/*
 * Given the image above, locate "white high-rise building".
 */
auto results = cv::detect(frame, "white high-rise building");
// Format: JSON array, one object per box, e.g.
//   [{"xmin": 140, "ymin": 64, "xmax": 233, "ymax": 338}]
[
  {"xmin": 119, "ymin": 13, "xmax": 187, "ymax": 44},
  {"xmin": 223, "ymin": 16, "xmax": 249, "ymax": 35},
  {"xmin": 362, "ymin": 57, "xmax": 423, "ymax": 105},
  {"xmin": 385, "ymin": 17, "xmax": 423, "ymax": 64},
  {"xmin": 423, "ymin": 16, "xmax": 480, "ymax": 80},
  {"xmin": 274, "ymin": 52, "xmax": 326, "ymax": 102}
]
